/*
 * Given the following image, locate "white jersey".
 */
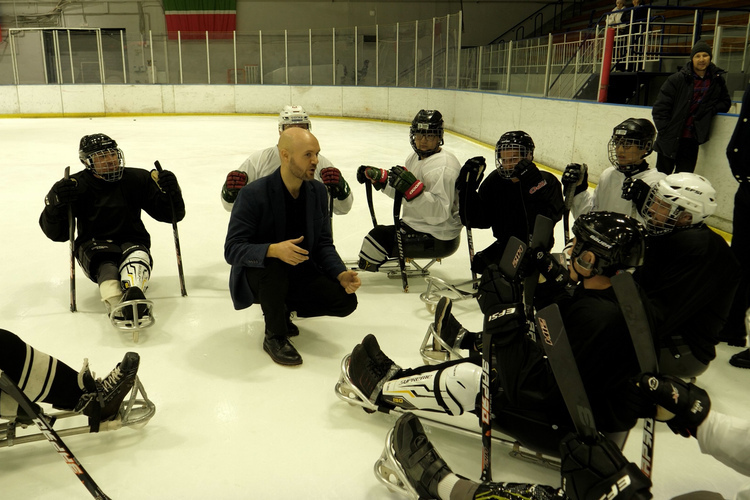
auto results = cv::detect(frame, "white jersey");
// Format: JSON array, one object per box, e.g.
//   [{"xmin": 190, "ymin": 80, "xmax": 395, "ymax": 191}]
[
  {"xmin": 381, "ymin": 148, "xmax": 463, "ymax": 241},
  {"xmin": 698, "ymin": 410, "xmax": 750, "ymax": 479},
  {"xmin": 221, "ymin": 146, "xmax": 354, "ymax": 215},
  {"xmin": 571, "ymin": 165, "xmax": 665, "ymax": 223}
]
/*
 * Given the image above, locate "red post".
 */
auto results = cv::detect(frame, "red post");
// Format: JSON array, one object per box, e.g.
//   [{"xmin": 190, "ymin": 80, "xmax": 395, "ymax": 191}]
[{"xmin": 598, "ymin": 27, "xmax": 616, "ymax": 103}]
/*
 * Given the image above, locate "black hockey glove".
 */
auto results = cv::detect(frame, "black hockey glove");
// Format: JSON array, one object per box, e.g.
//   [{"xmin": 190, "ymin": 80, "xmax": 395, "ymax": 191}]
[
  {"xmin": 560, "ymin": 432, "xmax": 652, "ymax": 500},
  {"xmin": 562, "ymin": 163, "xmax": 589, "ymax": 195},
  {"xmin": 456, "ymin": 156, "xmax": 486, "ymax": 192},
  {"xmin": 357, "ymin": 165, "xmax": 388, "ymax": 190},
  {"xmin": 476, "ymin": 264, "xmax": 522, "ymax": 316},
  {"xmin": 519, "ymin": 246, "xmax": 570, "ymax": 286},
  {"xmin": 320, "ymin": 167, "xmax": 351, "ymax": 200},
  {"xmin": 638, "ymin": 373, "xmax": 711, "ymax": 438},
  {"xmin": 515, "ymin": 159, "xmax": 544, "ymax": 191},
  {"xmin": 482, "ymin": 302, "xmax": 527, "ymax": 347},
  {"xmin": 155, "ymin": 169, "xmax": 181, "ymax": 196},
  {"xmin": 621, "ymin": 178, "xmax": 651, "ymax": 213},
  {"xmin": 45, "ymin": 178, "xmax": 80, "ymax": 214}
]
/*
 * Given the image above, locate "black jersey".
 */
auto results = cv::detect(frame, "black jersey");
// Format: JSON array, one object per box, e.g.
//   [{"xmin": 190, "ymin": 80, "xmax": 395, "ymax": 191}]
[
  {"xmin": 636, "ymin": 225, "xmax": 740, "ymax": 364},
  {"xmin": 39, "ymin": 168, "xmax": 185, "ymax": 249},
  {"xmin": 461, "ymin": 167, "xmax": 564, "ymax": 249}
]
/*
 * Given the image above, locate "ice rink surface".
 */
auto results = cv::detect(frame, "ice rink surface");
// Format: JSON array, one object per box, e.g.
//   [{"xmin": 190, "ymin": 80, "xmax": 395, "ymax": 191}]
[{"xmin": 1, "ymin": 115, "xmax": 749, "ymax": 499}]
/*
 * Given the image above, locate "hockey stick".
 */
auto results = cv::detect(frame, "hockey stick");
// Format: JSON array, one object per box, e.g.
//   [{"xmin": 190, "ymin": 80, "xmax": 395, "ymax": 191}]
[
  {"xmin": 154, "ymin": 161, "xmax": 187, "ymax": 297},
  {"xmin": 562, "ymin": 163, "xmax": 586, "ymax": 243},
  {"xmin": 537, "ymin": 304, "xmax": 598, "ymax": 440},
  {"xmin": 466, "ymin": 227, "xmax": 478, "ymax": 289},
  {"xmin": 365, "ymin": 180, "xmax": 378, "ymax": 227},
  {"xmin": 327, "ymin": 187, "xmax": 334, "ymax": 237},
  {"xmin": 65, "ymin": 166, "xmax": 77, "ymax": 312},
  {"xmin": 393, "ymin": 192, "xmax": 408, "ymax": 293},
  {"xmin": 523, "ymin": 215, "xmax": 555, "ymax": 321},
  {"xmin": 0, "ymin": 370, "xmax": 111, "ymax": 500},
  {"xmin": 611, "ymin": 272, "xmax": 658, "ymax": 478}
]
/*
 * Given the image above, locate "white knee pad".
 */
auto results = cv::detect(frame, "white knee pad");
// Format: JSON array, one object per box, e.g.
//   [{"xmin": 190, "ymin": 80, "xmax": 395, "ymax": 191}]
[
  {"xmin": 119, "ymin": 250, "xmax": 151, "ymax": 291},
  {"xmin": 382, "ymin": 362, "xmax": 481, "ymax": 416}
]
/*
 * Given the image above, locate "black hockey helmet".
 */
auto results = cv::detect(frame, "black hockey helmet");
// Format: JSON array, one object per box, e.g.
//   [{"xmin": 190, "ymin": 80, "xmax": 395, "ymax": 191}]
[
  {"xmin": 495, "ymin": 130, "xmax": 535, "ymax": 179},
  {"xmin": 409, "ymin": 109, "xmax": 444, "ymax": 157},
  {"xmin": 79, "ymin": 133, "xmax": 125, "ymax": 182},
  {"xmin": 608, "ymin": 118, "xmax": 656, "ymax": 174},
  {"xmin": 571, "ymin": 211, "xmax": 645, "ymax": 277}
]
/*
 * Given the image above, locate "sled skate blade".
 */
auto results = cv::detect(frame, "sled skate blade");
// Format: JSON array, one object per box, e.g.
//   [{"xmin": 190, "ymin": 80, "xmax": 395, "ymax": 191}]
[
  {"xmin": 334, "ymin": 354, "xmax": 380, "ymax": 413},
  {"xmin": 419, "ymin": 322, "xmax": 464, "ymax": 366},
  {"xmin": 0, "ymin": 376, "xmax": 155, "ymax": 448},
  {"xmin": 419, "ymin": 276, "xmax": 478, "ymax": 313},
  {"xmin": 373, "ymin": 426, "xmax": 420, "ymax": 500},
  {"xmin": 110, "ymin": 298, "xmax": 155, "ymax": 342}
]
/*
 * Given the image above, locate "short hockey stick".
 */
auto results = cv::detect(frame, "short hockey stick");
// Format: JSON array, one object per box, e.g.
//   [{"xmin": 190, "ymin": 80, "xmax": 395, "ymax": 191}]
[
  {"xmin": 327, "ymin": 187, "xmax": 335, "ymax": 237},
  {"xmin": 611, "ymin": 272, "xmax": 658, "ymax": 478},
  {"xmin": 65, "ymin": 166, "xmax": 77, "ymax": 312},
  {"xmin": 393, "ymin": 192, "xmax": 408, "ymax": 292},
  {"xmin": 0, "ymin": 370, "xmax": 111, "ymax": 500},
  {"xmin": 466, "ymin": 227, "xmax": 478, "ymax": 289},
  {"xmin": 537, "ymin": 304, "xmax": 598, "ymax": 440},
  {"xmin": 562, "ymin": 163, "xmax": 586, "ymax": 243},
  {"xmin": 365, "ymin": 180, "xmax": 378, "ymax": 227},
  {"xmin": 154, "ymin": 161, "xmax": 187, "ymax": 297}
]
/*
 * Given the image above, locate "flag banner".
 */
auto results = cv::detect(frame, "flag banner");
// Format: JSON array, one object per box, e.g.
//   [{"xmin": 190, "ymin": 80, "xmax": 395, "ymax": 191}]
[{"xmin": 164, "ymin": 0, "xmax": 236, "ymax": 40}]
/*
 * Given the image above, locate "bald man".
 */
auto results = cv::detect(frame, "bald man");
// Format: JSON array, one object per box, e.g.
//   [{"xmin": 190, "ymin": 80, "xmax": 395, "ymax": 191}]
[{"xmin": 225, "ymin": 128, "xmax": 360, "ymax": 366}]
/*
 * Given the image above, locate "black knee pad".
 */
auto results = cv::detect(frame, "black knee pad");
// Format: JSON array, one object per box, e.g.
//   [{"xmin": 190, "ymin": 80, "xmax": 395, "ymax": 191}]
[{"xmin": 77, "ymin": 240, "xmax": 123, "ymax": 283}]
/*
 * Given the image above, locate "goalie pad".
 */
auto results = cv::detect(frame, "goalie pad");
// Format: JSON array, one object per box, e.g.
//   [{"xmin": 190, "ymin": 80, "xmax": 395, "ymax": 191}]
[{"xmin": 382, "ymin": 361, "xmax": 481, "ymax": 416}]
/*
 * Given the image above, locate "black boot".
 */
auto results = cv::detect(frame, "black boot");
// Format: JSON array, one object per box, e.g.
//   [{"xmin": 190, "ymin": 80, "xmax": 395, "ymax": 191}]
[{"xmin": 263, "ymin": 334, "xmax": 302, "ymax": 366}]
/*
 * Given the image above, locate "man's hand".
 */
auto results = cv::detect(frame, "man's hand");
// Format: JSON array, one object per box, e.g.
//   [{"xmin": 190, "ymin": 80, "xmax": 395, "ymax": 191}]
[
  {"xmin": 562, "ymin": 163, "xmax": 589, "ymax": 195},
  {"xmin": 638, "ymin": 373, "xmax": 711, "ymax": 438},
  {"xmin": 222, "ymin": 170, "xmax": 248, "ymax": 204},
  {"xmin": 515, "ymin": 159, "xmax": 543, "ymax": 189},
  {"xmin": 156, "ymin": 169, "xmax": 181, "ymax": 196},
  {"xmin": 267, "ymin": 236, "xmax": 309, "ymax": 265},
  {"xmin": 45, "ymin": 177, "xmax": 80, "ymax": 212},
  {"xmin": 321, "ymin": 167, "xmax": 351, "ymax": 200},
  {"xmin": 356, "ymin": 166, "xmax": 388, "ymax": 190},
  {"xmin": 621, "ymin": 177, "xmax": 651, "ymax": 212},
  {"xmin": 337, "ymin": 270, "xmax": 361, "ymax": 294}
]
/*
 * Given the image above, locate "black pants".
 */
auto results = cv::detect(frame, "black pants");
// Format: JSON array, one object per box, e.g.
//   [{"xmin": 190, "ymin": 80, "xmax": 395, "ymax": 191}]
[
  {"xmin": 244, "ymin": 259, "xmax": 357, "ymax": 338},
  {"xmin": 720, "ymin": 185, "xmax": 750, "ymax": 342},
  {"xmin": 656, "ymin": 137, "xmax": 700, "ymax": 175}
]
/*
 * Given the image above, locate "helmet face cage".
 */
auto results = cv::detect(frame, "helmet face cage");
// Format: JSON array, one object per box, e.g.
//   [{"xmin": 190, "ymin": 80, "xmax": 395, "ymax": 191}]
[
  {"xmin": 409, "ymin": 110, "xmax": 444, "ymax": 157},
  {"xmin": 571, "ymin": 212, "xmax": 645, "ymax": 276},
  {"xmin": 495, "ymin": 131, "xmax": 534, "ymax": 179},
  {"xmin": 608, "ymin": 119, "xmax": 655, "ymax": 173},
  {"xmin": 79, "ymin": 134, "xmax": 125, "ymax": 182},
  {"xmin": 278, "ymin": 106, "xmax": 311, "ymax": 132},
  {"xmin": 640, "ymin": 174, "xmax": 717, "ymax": 235}
]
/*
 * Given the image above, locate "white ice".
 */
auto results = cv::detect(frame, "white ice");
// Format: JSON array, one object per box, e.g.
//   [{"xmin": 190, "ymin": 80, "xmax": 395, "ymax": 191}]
[{"xmin": 1, "ymin": 115, "xmax": 749, "ymax": 499}]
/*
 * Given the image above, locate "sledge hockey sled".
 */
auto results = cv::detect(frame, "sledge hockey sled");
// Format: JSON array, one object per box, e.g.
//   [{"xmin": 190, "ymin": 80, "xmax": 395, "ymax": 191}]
[
  {"xmin": 0, "ymin": 376, "xmax": 156, "ymax": 448},
  {"xmin": 418, "ymin": 319, "xmax": 465, "ymax": 365},
  {"xmin": 418, "ymin": 275, "xmax": 478, "ymax": 313},
  {"xmin": 334, "ymin": 354, "xmax": 561, "ymax": 472},
  {"xmin": 110, "ymin": 298, "xmax": 155, "ymax": 343}
]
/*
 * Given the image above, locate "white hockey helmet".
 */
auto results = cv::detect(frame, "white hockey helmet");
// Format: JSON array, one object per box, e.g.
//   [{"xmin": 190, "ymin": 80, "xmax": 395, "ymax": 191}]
[
  {"xmin": 278, "ymin": 105, "xmax": 311, "ymax": 132},
  {"xmin": 641, "ymin": 172, "xmax": 717, "ymax": 235}
]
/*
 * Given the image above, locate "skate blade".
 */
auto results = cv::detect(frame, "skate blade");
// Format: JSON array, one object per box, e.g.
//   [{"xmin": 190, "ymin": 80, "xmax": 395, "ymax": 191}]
[
  {"xmin": 419, "ymin": 275, "xmax": 478, "ymax": 313},
  {"xmin": 373, "ymin": 427, "xmax": 420, "ymax": 500},
  {"xmin": 0, "ymin": 376, "xmax": 155, "ymax": 448},
  {"xmin": 419, "ymin": 322, "xmax": 464, "ymax": 366},
  {"xmin": 334, "ymin": 354, "xmax": 380, "ymax": 413}
]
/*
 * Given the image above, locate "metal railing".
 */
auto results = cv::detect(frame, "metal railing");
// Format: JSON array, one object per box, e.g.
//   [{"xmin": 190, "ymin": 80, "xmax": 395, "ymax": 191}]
[{"xmin": 1, "ymin": 7, "xmax": 748, "ymax": 102}]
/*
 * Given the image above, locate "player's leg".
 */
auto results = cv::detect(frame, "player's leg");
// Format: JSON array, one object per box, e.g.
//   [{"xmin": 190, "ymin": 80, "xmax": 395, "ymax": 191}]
[
  {"xmin": 358, "ymin": 225, "xmax": 395, "ymax": 271},
  {"xmin": 77, "ymin": 239, "xmax": 124, "ymax": 315},
  {"xmin": 286, "ymin": 264, "xmax": 357, "ymax": 323},
  {"xmin": 118, "ymin": 243, "xmax": 153, "ymax": 321}
]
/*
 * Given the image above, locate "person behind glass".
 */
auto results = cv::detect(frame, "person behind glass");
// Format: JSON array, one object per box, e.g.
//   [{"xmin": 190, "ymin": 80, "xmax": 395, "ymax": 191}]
[
  {"xmin": 224, "ymin": 127, "xmax": 360, "ymax": 366},
  {"xmin": 39, "ymin": 133, "xmax": 185, "ymax": 322},
  {"xmin": 652, "ymin": 40, "xmax": 731, "ymax": 175},
  {"xmin": 356, "ymin": 110, "xmax": 462, "ymax": 271},
  {"xmin": 623, "ymin": 172, "xmax": 739, "ymax": 378},
  {"xmin": 457, "ymin": 131, "xmax": 564, "ymax": 275},
  {"xmin": 220, "ymin": 105, "xmax": 354, "ymax": 216}
]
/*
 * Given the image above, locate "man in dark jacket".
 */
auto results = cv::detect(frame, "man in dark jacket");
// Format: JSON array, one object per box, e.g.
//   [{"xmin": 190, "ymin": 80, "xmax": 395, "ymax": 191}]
[
  {"xmin": 224, "ymin": 127, "xmax": 359, "ymax": 366},
  {"xmin": 652, "ymin": 40, "xmax": 731, "ymax": 174},
  {"xmin": 457, "ymin": 131, "xmax": 564, "ymax": 274},
  {"xmin": 39, "ymin": 133, "xmax": 185, "ymax": 324},
  {"xmin": 721, "ymin": 81, "xmax": 750, "ymax": 365}
]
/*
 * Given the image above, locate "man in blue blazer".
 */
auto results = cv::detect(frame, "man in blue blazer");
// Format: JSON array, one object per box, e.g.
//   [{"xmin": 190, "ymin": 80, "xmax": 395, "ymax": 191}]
[{"xmin": 225, "ymin": 127, "xmax": 360, "ymax": 365}]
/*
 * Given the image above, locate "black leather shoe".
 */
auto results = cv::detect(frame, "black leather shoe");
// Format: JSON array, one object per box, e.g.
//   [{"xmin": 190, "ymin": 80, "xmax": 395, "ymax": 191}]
[{"xmin": 263, "ymin": 336, "xmax": 302, "ymax": 366}]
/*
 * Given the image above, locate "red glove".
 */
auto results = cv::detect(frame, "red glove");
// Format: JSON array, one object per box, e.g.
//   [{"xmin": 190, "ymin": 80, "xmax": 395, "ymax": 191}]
[
  {"xmin": 320, "ymin": 167, "xmax": 341, "ymax": 185},
  {"xmin": 226, "ymin": 170, "xmax": 248, "ymax": 190}
]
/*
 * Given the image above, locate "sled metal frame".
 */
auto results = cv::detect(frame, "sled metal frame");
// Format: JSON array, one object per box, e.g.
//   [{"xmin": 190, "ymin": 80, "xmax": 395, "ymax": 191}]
[
  {"xmin": 419, "ymin": 275, "xmax": 478, "ymax": 313},
  {"xmin": 0, "ymin": 376, "xmax": 156, "ymax": 448},
  {"xmin": 109, "ymin": 298, "xmax": 155, "ymax": 343}
]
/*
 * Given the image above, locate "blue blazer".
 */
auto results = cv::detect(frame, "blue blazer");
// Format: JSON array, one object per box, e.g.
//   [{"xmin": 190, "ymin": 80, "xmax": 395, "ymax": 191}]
[{"xmin": 224, "ymin": 168, "xmax": 346, "ymax": 310}]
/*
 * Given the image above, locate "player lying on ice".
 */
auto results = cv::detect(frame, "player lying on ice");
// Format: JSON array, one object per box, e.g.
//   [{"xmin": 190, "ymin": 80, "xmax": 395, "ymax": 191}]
[
  {"xmin": 0, "ymin": 328, "xmax": 144, "ymax": 430},
  {"xmin": 340, "ymin": 211, "xmax": 657, "ymax": 458}
]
